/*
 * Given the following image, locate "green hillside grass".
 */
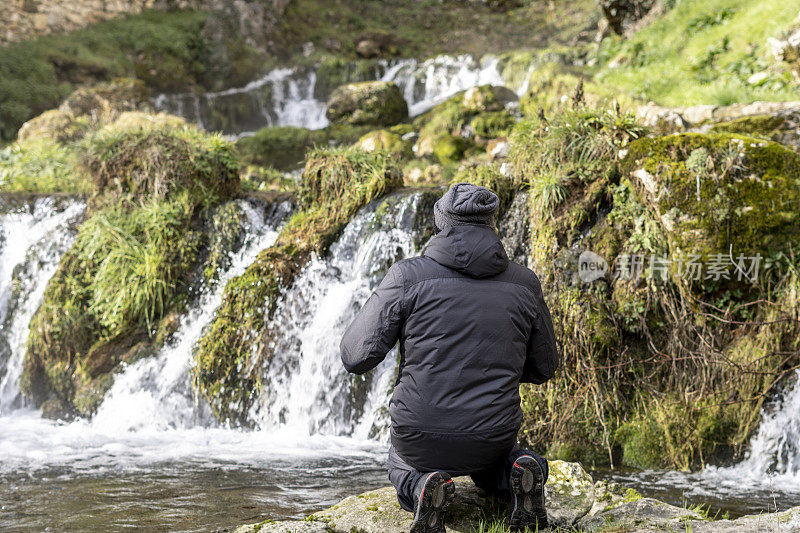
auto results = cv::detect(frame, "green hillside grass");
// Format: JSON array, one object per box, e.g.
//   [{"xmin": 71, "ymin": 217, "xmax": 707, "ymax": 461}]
[{"xmin": 596, "ymin": 0, "xmax": 800, "ymax": 106}]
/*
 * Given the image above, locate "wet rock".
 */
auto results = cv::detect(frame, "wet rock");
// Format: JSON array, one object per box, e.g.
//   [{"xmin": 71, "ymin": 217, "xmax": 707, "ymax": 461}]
[
  {"xmin": 691, "ymin": 505, "xmax": 800, "ymax": 532},
  {"xmin": 326, "ymin": 81, "xmax": 408, "ymax": 127},
  {"xmin": 578, "ymin": 497, "xmax": 703, "ymax": 530}
]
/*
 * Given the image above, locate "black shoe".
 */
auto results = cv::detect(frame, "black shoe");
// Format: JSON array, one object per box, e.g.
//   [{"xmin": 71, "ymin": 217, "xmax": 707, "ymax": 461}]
[
  {"xmin": 509, "ymin": 455, "xmax": 548, "ymax": 531},
  {"xmin": 410, "ymin": 471, "xmax": 455, "ymax": 533}
]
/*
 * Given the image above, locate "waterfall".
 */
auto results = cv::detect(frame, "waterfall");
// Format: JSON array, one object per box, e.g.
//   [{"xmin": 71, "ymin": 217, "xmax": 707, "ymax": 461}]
[
  {"xmin": 154, "ymin": 54, "xmax": 523, "ymax": 137},
  {"xmin": 251, "ymin": 191, "xmax": 431, "ymax": 440},
  {"xmin": 381, "ymin": 55, "xmax": 505, "ymax": 116},
  {"xmin": 91, "ymin": 199, "xmax": 291, "ymax": 432},
  {"xmin": 0, "ymin": 198, "xmax": 85, "ymax": 413},
  {"xmin": 703, "ymin": 371, "xmax": 800, "ymax": 490}
]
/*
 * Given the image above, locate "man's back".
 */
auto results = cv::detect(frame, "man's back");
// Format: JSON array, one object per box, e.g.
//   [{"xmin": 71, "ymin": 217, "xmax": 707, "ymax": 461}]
[
  {"xmin": 340, "ymin": 183, "xmax": 558, "ymax": 532},
  {"xmin": 341, "ymin": 223, "xmax": 558, "ymax": 473}
]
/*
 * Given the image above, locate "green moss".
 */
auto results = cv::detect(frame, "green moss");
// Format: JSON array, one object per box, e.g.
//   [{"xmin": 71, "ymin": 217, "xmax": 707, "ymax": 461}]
[
  {"xmin": 356, "ymin": 129, "xmax": 411, "ymax": 159},
  {"xmin": 326, "ymin": 81, "xmax": 408, "ymax": 127},
  {"xmin": 204, "ymin": 202, "xmax": 246, "ymax": 282},
  {"xmin": 621, "ymin": 133, "xmax": 800, "ymax": 278},
  {"xmin": 470, "ymin": 111, "xmax": 516, "ymax": 138},
  {"xmin": 194, "ymin": 146, "xmax": 402, "ymax": 424},
  {"xmin": 432, "ymin": 134, "xmax": 468, "ymax": 165},
  {"xmin": 236, "ymin": 126, "xmax": 328, "ymax": 171},
  {"xmin": 708, "ymin": 115, "xmax": 787, "ymax": 142}
]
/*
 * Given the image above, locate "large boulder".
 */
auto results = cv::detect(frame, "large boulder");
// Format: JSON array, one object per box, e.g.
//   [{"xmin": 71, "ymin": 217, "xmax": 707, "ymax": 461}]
[
  {"xmin": 326, "ymin": 81, "xmax": 408, "ymax": 127},
  {"xmin": 578, "ymin": 498, "xmax": 702, "ymax": 531}
]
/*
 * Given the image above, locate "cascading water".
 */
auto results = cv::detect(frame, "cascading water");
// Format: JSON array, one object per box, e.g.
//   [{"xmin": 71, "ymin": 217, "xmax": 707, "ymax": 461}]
[
  {"xmin": 90, "ymin": 199, "xmax": 291, "ymax": 433},
  {"xmin": 154, "ymin": 54, "xmax": 521, "ymax": 137},
  {"xmin": 0, "ymin": 198, "xmax": 85, "ymax": 413},
  {"xmin": 251, "ymin": 191, "xmax": 432, "ymax": 440}
]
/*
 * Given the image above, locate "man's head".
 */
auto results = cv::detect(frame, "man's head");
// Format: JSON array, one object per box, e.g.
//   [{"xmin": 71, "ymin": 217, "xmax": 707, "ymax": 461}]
[{"xmin": 433, "ymin": 183, "xmax": 499, "ymax": 231}]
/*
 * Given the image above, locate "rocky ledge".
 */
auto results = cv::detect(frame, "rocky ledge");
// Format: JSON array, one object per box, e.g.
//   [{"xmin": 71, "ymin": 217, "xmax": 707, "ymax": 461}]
[{"xmin": 233, "ymin": 461, "xmax": 800, "ymax": 532}]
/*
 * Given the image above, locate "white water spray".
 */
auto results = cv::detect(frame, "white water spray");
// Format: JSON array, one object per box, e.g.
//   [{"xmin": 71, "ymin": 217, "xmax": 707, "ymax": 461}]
[
  {"xmin": 91, "ymin": 200, "xmax": 290, "ymax": 432},
  {"xmin": 252, "ymin": 193, "xmax": 425, "ymax": 440},
  {"xmin": 0, "ymin": 198, "xmax": 85, "ymax": 412}
]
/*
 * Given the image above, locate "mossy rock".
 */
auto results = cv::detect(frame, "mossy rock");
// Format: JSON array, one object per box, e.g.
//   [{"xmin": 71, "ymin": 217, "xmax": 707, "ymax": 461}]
[
  {"xmin": 236, "ymin": 126, "xmax": 328, "ymax": 171},
  {"xmin": 194, "ymin": 147, "xmax": 403, "ymax": 424},
  {"xmin": 356, "ymin": 129, "xmax": 411, "ymax": 159},
  {"xmin": 326, "ymin": 81, "xmax": 409, "ymax": 127},
  {"xmin": 622, "ymin": 133, "xmax": 800, "ymax": 289},
  {"xmin": 462, "ymin": 84, "xmax": 518, "ymax": 113},
  {"xmin": 432, "ymin": 134, "xmax": 469, "ymax": 165},
  {"xmin": 17, "ymin": 109, "xmax": 91, "ymax": 144},
  {"xmin": 470, "ymin": 110, "xmax": 516, "ymax": 138}
]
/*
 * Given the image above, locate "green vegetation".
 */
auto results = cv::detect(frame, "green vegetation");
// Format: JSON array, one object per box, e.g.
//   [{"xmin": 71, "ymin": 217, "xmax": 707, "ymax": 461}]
[
  {"xmin": 595, "ymin": 0, "xmax": 800, "ymax": 106},
  {"xmin": 20, "ymin": 118, "xmax": 240, "ymax": 419},
  {"xmin": 236, "ymin": 126, "xmax": 329, "ymax": 171},
  {"xmin": 194, "ymin": 146, "xmax": 402, "ymax": 424},
  {"xmin": 511, "ymin": 104, "xmax": 800, "ymax": 469},
  {"xmin": 0, "ymin": 10, "xmax": 272, "ymax": 142},
  {"xmin": 0, "ymin": 139, "xmax": 88, "ymax": 194}
]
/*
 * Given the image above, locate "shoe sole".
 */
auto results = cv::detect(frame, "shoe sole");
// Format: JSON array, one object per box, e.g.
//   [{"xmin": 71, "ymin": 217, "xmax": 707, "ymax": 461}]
[
  {"xmin": 509, "ymin": 455, "xmax": 548, "ymax": 532},
  {"xmin": 410, "ymin": 471, "xmax": 455, "ymax": 533}
]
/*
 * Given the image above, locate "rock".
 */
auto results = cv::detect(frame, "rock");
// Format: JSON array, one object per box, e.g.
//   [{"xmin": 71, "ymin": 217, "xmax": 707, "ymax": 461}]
[
  {"xmin": 768, "ymin": 27, "xmax": 800, "ymax": 67},
  {"xmin": 355, "ymin": 39, "xmax": 380, "ymax": 58},
  {"xmin": 544, "ymin": 460, "xmax": 596, "ymax": 527},
  {"xmin": 587, "ymin": 480, "xmax": 643, "ymax": 517},
  {"xmin": 579, "ymin": 498, "xmax": 703, "ymax": 530},
  {"xmin": 599, "ymin": 0, "xmax": 657, "ymax": 36},
  {"xmin": 234, "ymin": 520, "xmax": 329, "ymax": 533},
  {"xmin": 462, "ymin": 85, "xmax": 518, "ymax": 113},
  {"xmin": 432, "ymin": 134, "xmax": 468, "ymax": 165},
  {"xmin": 356, "ymin": 129, "xmax": 411, "ymax": 159},
  {"xmin": 487, "ymin": 138, "xmax": 509, "ymax": 160},
  {"xmin": 326, "ymin": 81, "xmax": 408, "ymax": 127},
  {"xmin": 621, "ymin": 133, "xmax": 800, "ymax": 273},
  {"xmin": 690, "ymin": 505, "xmax": 800, "ymax": 532},
  {"xmin": 747, "ymin": 71, "xmax": 770, "ymax": 85},
  {"xmin": 635, "ymin": 100, "xmax": 800, "ymax": 149}
]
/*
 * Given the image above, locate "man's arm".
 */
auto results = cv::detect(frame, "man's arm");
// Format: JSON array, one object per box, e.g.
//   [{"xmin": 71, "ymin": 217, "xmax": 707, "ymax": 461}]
[
  {"xmin": 521, "ymin": 286, "xmax": 560, "ymax": 384},
  {"xmin": 340, "ymin": 263, "xmax": 405, "ymax": 374}
]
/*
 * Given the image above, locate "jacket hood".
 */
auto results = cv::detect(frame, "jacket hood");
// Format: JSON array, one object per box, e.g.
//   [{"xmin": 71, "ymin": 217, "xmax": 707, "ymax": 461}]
[{"xmin": 424, "ymin": 224, "xmax": 509, "ymax": 278}]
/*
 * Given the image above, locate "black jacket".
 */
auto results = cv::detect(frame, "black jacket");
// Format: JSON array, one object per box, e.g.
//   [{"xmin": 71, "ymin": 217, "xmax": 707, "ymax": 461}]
[{"xmin": 340, "ymin": 224, "xmax": 559, "ymax": 474}]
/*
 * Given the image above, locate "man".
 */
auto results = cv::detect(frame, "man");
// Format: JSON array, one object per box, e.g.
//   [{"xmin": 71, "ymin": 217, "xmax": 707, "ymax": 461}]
[{"xmin": 340, "ymin": 183, "xmax": 559, "ymax": 532}]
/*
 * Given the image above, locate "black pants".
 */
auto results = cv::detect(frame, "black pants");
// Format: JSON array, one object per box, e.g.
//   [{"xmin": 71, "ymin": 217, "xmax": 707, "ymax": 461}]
[{"xmin": 388, "ymin": 445, "xmax": 549, "ymax": 512}]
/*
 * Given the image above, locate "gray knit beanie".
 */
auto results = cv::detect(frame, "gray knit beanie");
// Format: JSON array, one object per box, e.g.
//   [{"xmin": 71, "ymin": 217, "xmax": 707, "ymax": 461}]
[{"xmin": 434, "ymin": 182, "xmax": 499, "ymax": 231}]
